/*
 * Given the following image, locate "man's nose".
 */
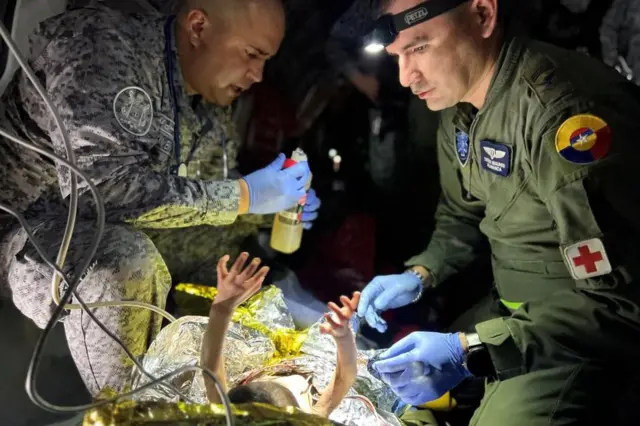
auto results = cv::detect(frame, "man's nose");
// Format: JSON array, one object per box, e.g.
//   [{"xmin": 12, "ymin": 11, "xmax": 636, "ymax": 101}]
[
  {"xmin": 398, "ymin": 56, "xmax": 418, "ymax": 88},
  {"xmin": 247, "ymin": 61, "xmax": 265, "ymax": 84}
]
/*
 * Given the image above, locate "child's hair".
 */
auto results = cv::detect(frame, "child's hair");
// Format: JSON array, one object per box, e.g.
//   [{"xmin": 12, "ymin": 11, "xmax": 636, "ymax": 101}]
[{"xmin": 228, "ymin": 381, "xmax": 300, "ymax": 408}]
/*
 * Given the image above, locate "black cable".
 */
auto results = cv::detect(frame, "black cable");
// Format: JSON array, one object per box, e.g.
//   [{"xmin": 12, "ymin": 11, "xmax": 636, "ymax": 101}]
[
  {"xmin": 0, "ymin": 203, "xmax": 192, "ymax": 402},
  {"xmin": 0, "ymin": 19, "xmax": 235, "ymax": 426}
]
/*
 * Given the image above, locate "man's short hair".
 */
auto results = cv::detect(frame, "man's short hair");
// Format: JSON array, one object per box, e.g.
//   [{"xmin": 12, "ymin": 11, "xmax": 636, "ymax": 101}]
[{"xmin": 228, "ymin": 381, "xmax": 300, "ymax": 408}]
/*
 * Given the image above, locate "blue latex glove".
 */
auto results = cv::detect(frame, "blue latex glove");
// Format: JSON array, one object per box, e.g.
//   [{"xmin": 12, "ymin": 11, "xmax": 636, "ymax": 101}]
[
  {"xmin": 243, "ymin": 153, "xmax": 311, "ymax": 215},
  {"xmin": 373, "ymin": 332, "xmax": 471, "ymax": 406},
  {"xmin": 301, "ymin": 188, "xmax": 321, "ymax": 230},
  {"xmin": 356, "ymin": 272, "xmax": 422, "ymax": 332}
]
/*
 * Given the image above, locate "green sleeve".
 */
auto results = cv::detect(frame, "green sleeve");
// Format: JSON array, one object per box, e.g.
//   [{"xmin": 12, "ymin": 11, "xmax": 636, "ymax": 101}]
[
  {"xmin": 475, "ymin": 107, "xmax": 640, "ymax": 377},
  {"xmin": 404, "ymin": 114, "xmax": 486, "ymax": 286}
]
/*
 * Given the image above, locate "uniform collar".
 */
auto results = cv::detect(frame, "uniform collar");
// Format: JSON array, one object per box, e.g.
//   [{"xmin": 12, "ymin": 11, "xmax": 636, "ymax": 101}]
[
  {"xmin": 482, "ymin": 34, "xmax": 525, "ymax": 110},
  {"xmin": 453, "ymin": 33, "xmax": 526, "ymax": 124}
]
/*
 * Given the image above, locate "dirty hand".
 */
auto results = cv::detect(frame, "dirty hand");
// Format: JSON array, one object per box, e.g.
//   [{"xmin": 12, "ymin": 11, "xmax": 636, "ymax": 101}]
[
  {"xmin": 320, "ymin": 292, "xmax": 361, "ymax": 339},
  {"xmin": 214, "ymin": 252, "xmax": 269, "ymax": 312}
]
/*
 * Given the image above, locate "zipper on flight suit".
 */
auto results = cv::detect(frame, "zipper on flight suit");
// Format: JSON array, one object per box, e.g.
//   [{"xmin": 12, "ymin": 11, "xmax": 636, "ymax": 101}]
[{"xmin": 465, "ymin": 110, "xmax": 481, "ymax": 201}]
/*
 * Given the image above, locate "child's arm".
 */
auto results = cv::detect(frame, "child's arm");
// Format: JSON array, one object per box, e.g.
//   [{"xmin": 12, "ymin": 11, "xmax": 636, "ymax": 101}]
[
  {"xmin": 311, "ymin": 292, "xmax": 361, "ymax": 418},
  {"xmin": 201, "ymin": 252, "xmax": 269, "ymax": 404}
]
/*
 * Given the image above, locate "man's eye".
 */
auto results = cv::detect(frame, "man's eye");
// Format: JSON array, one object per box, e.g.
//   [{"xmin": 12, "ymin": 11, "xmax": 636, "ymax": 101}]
[
  {"xmin": 412, "ymin": 45, "xmax": 427, "ymax": 54},
  {"xmin": 246, "ymin": 50, "xmax": 258, "ymax": 59}
]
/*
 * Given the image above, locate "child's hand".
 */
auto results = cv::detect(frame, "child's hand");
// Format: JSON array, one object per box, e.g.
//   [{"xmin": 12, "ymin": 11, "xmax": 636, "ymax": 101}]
[
  {"xmin": 213, "ymin": 252, "xmax": 269, "ymax": 313},
  {"xmin": 320, "ymin": 292, "xmax": 361, "ymax": 339}
]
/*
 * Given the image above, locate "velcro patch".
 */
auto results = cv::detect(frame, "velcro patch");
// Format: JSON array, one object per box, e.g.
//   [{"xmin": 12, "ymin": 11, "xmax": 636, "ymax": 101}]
[
  {"xmin": 113, "ymin": 86, "xmax": 154, "ymax": 136},
  {"xmin": 563, "ymin": 238, "xmax": 612, "ymax": 280},
  {"xmin": 480, "ymin": 140, "xmax": 511, "ymax": 177}
]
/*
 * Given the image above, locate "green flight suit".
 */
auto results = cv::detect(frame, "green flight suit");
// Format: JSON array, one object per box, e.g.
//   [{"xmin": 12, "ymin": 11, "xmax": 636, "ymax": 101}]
[{"xmin": 405, "ymin": 34, "xmax": 640, "ymax": 425}]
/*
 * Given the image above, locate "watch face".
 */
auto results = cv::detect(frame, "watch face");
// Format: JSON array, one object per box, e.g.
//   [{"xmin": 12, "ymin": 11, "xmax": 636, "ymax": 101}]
[{"xmin": 465, "ymin": 346, "xmax": 495, "ymax": 378}]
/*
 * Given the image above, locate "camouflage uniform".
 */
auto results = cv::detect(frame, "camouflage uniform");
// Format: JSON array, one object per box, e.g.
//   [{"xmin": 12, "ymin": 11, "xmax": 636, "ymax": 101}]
[
  {"xmin": 0, "ymin": 8, "xmax": 251, "ymax": 395},
  {"xmin": 67, "ymin": 0, "xmax": 178, "ymax": 15},
  {"xmin": 600, "ymin": 0, "xmax": 640, "ymax": 84}
]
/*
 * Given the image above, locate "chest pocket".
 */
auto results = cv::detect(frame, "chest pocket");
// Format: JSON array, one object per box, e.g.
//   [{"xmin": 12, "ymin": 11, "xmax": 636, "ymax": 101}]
[
  {"xmin": 484, "ymin": 163, "xmax": 529, "ymax": 223},
  {"xmin": 473, "ymin": 138, "xmax": 542, "ymax": 229}
]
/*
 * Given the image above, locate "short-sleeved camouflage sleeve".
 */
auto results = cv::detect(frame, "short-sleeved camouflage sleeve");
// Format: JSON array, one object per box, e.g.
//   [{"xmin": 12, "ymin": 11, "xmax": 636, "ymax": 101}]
[{"xmin": 22, "ymin": 26, "xmax": 239, "ymax": 229}]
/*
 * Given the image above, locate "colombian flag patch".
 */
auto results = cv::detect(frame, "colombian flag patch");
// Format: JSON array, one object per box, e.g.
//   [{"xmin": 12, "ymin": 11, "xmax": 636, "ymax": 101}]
[{"xmin": 555, "ymin": 114, "xmax": 612, "ymax": 164}]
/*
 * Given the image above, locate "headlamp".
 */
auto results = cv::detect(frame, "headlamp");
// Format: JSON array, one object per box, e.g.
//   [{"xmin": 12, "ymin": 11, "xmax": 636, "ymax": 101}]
[{"xmin": 364, "ymin": 0, "xmax": 469, "ymax": 54}]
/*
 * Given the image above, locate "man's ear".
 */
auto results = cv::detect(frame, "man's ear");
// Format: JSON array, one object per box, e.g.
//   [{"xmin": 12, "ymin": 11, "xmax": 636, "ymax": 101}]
[
  {"xmin": 472, "ymin": 0, "xmax": 499, "ymax": 39},
  {"xmin": 184, "ymin": 8, "xmax": 209, "ymax": 48}
]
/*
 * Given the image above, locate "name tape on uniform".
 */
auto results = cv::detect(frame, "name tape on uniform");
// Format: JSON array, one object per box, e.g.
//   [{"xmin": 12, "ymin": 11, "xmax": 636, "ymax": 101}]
[
  {"xmin": 555, "ymin": 114, "xmax": 612, "ymax": 165},
  {"xmin": 563, "ymin": 238, "xmax": 612, "ymax": 280},
  {"xmin": 480, "ymin": 140, "xmax": 511, "ymax": 177}
]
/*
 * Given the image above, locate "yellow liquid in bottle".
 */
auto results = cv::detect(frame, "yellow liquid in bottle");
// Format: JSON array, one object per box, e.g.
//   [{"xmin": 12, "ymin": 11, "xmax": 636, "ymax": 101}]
[
  {"xmin": 270, "ymin": 149, "xmax": 311, "ymax": 254},
  {"xmin": 270, "ymin": 211, "xmax": 305, "ymax": 254}
]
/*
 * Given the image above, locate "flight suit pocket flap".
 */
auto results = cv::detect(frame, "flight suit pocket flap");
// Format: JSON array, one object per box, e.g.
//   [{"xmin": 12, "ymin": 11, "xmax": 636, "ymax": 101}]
[{"xmin": 475, "ymin": 318, "xmax": 510, "ymax": 346}]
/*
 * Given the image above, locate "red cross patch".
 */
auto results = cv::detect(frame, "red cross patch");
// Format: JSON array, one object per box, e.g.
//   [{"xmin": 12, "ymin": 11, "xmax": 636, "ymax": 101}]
[{"xmin": 563, "ymin": 238, "xmax": 612, "ymax": 280}]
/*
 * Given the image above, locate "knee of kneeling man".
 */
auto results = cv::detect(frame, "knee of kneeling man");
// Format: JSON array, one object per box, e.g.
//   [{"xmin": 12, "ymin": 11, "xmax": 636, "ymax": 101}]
[
  {"xmin": 7, "ymin": 226, "xmax": 171, "ymax": 327},
  {"xmin": 84, "ymin": 227, "xmax": 171, "ymax": 301}
]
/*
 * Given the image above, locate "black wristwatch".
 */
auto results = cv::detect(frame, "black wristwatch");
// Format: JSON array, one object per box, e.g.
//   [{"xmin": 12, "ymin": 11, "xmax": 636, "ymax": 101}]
[{"xmin": 463, "ymin": 333, "xmax": 496, "ymax": 379}]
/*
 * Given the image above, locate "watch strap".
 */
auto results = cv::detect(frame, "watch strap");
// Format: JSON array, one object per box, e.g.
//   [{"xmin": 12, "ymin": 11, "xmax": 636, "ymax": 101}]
[{"xmin": 405, "ymin": 268, "xmax": 428, "ymax": 303}]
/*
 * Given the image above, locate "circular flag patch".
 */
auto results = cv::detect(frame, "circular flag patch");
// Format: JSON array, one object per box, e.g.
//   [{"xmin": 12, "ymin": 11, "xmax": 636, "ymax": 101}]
[{"xmin": 555, "ymin": 114, "xmax": 612, "ymax": 164}]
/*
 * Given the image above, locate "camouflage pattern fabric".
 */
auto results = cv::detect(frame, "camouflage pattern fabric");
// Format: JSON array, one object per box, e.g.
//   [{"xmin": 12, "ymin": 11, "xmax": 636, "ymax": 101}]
[
  {"xmin": 0, "ymin": 7, "xmax": 256, "ymax": 395},
  {"xmin": 67, "ymin": 0, "xmax": 179, "ymax": 15},
  {"xmin": 2, "ymin": 221, "xmax": 172, "ymax": 395}
]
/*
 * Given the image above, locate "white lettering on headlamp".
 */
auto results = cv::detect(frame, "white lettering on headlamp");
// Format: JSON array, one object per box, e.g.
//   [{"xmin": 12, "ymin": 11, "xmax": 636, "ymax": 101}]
[{"xmin": 404, "ymin": 8, "xmax": 428, "ymax": 26}]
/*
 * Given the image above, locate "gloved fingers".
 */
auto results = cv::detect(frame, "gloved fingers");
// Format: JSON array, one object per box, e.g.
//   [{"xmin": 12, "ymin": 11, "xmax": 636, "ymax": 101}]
[
  {"xmin": 372, "ymin": 285, "xmax": 406, "ymax": 312},
  {"xmin": 283, "ymin": 161, "xmax": 311, "ymax": 187},
  {"xmin": 357, "ymin": 277, "xmax": 383, "ymax": 317},
  {"xmin": 381, "ymin": 366, "xmax": 418, "ymax": 388},
  {"xmin": 402, "ymin": 392, "xmax": 432, "ymax": 407},
  {"xmin": 375, "ymin": 349, "xmax": 420, "ymax": 374},
  {"xmin": 301, "ymin": 211, "xmax": 318, "ymax": 222},
  {"xmin": 393, "ymin": 378, "xmax": 435, "ymax": 406},
  {"xmin": 365, "ymin": 306, "xmax": 387, "ymax": 333},
  {"xmin": 379, "ymin": 333, "xmax": 419, "ymax": 360},
  {"xmin": 267, "ymin": 153, "xmax": 286, "ymax": 170},
  {"xmin": 285, "ymin": 188, "xmax": 306, "ymax": 208},
  {"xmin": 304, "ymin": 189, "xmax": 321, "ymax": 211},
  {"xmin": 302, "ymin": 222, "xmax": 313, "ymax": 230}
]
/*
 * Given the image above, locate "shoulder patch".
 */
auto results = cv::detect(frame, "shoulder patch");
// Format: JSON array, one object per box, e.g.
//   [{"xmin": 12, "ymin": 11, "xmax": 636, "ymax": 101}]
[
  {"xmin": 562, "ymin": 238, "xmax": 612, "ymax": 280},
  {"xmin": 455, "ymin": 128, "xmax": 470, "ymax": 167},
  {"xmin": 113, "ymin": 86, "xmax": 154, "ymax": 136},
  {"xmin": 555, "ymin": 114, "xmax": 612, "ymax": 164},
  {"xmin": 522, "ymin": 52, "xmax": 574, "ymax": 107}
]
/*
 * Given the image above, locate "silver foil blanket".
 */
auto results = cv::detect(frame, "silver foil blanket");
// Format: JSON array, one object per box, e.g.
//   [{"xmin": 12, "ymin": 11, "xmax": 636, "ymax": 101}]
[{"xmin": 131, "ymin": 287, "xmax": 401, "ymax": 426}]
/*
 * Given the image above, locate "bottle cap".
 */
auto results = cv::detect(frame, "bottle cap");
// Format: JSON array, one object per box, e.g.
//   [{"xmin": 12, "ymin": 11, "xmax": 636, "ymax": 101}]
[
  {"xmin": 290, "ymin": 148, "xmax": 307, "ymax": 163},
  {"xmin": 283, "ymin": 158, "xmax": 298, "ymax": 169}
]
